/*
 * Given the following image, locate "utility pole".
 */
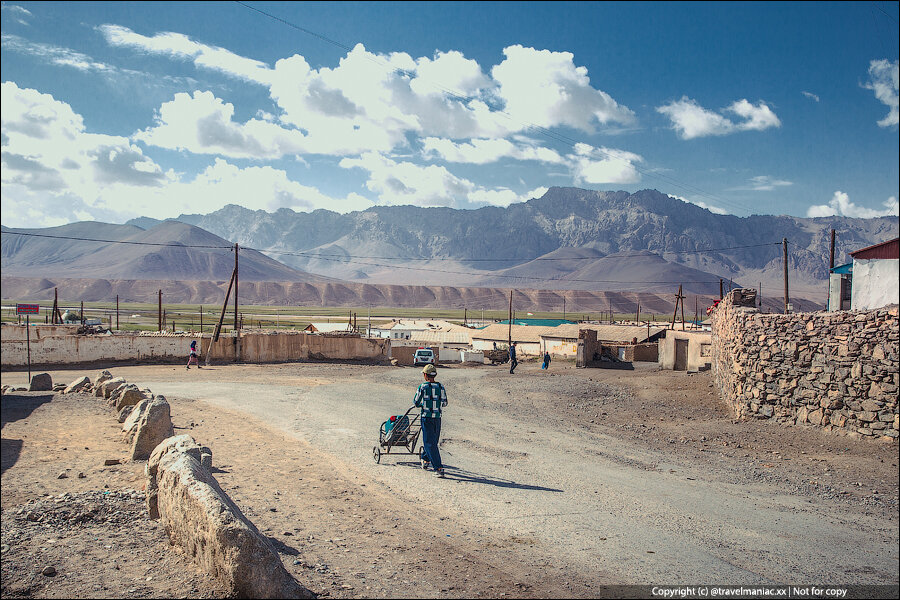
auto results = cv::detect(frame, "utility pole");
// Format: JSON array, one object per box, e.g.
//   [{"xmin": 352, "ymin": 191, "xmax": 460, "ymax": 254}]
[
  {"xmin": 636, "ymin": 302, "xmax": 640, "ymax": 324},
  {"xmin": 563, "ymin": 296, "xmax": 566, "ymax": 321},
  {"xmin": 116, "ymin": 295, "xmax": 119, "ymax": 331},
  {"xmin": 719, "ymin": 279, "xmax": 724, "ymax": 300},
  {"xmin": 158, "ymin": 290, "xmax": 162, "ymax": 332},
  {"xmin": 783, "ymin": 237, "xmax": 790, "ymax": 314},
  {"xmin": 200, "ymin": 306, "xmax": 203, "ymax": 333},
  {"xmin": 233, "ymin": 243, "xmax": 239, "ymax": 332},
  {"xmin": 508, "ymin": 291, "xmax": 513, "ymax": 346},
  {"xmin": 829, "ymin": 229, "xmax": 836, "ymax": 271}
]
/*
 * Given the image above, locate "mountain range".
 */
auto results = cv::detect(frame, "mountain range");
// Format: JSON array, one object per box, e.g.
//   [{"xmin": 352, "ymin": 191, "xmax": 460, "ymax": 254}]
[{"xmin": 3, "ymin": 188, "xmax": 896, "ymax": 313}]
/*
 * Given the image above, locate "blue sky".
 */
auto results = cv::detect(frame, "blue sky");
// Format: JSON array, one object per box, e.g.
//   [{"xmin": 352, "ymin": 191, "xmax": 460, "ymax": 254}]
[{"xmin": 1, "ymin": 1, "xmax": 898, "ymax": 228}]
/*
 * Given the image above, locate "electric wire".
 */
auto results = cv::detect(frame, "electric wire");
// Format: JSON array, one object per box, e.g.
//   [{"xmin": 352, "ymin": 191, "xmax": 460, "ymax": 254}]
[{"xmin": 1, "ymin": 230, "xmax": 785, "ymax": 287}]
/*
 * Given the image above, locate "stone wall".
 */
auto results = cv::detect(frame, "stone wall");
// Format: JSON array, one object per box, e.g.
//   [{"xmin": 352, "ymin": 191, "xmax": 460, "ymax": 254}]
[{"xmin": 711, "ymin": 290, "xmax": 899, "ymax": 440}]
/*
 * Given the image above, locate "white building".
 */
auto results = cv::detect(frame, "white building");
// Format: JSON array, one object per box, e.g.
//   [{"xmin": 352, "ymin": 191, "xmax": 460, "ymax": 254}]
[{"xmin": 848, "ymin": 238, "xmax": 899, "ymax": 311}]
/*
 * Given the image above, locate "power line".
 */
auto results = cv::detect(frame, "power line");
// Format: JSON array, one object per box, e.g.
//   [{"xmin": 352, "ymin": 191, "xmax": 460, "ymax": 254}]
[
  {"xmin": 232, "ymin": 1, "xmax": 756, "ymax": 215},
  {"xmin": 2, "ymin": 230, "xmax": 781, "ymax": 285}
]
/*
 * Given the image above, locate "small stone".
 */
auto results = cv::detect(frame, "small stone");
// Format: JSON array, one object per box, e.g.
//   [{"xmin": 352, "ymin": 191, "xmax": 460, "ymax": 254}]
[
  {"xmin": 41, "ymin": 566, "xmax": 57, "ymax": 577},
  {"xmin": 26, "ymin": 511, "xmax": 39, "ymax": 521},
  {"xmin": 104, "ymin": 459, "xmax": 121, "ymax": 466},
  {"xmin": 57, "ymin": 471, "xmax": 68, "ymax": 479},
  {"xmin": 77, "ymin": 472, "xmax": 86, "ymax": 479}
]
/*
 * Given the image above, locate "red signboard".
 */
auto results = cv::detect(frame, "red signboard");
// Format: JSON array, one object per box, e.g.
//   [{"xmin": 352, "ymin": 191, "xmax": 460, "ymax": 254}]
[{"xmin": 16, "ymin": 304, "xmax": 40, "ymax": 315}]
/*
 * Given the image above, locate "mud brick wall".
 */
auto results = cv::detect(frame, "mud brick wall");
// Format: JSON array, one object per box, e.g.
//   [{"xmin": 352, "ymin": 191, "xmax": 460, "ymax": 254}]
[{"xmin": 711, "ymin": 291, "xmax": 899, "ymax": 440}]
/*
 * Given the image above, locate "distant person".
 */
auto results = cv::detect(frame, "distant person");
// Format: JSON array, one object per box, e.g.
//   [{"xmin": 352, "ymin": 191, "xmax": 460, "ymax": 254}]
[
  {"xmin": 415, "ymin": 364, "xmax": 448, "ymax": 478},
  {"xmin": 508, "ymin": 342, "xmax": 518, "ymax": 374},
  {"xmin": 493, "ymin": 341, "xmax": 497, "ymax": 350},
  {"xmin": 542, "ymin": 350, "xmax": 551, "ymax": 370},
  {"xmin": 186, "ymin": 340, "xmax": 201, "ymax": 369}
]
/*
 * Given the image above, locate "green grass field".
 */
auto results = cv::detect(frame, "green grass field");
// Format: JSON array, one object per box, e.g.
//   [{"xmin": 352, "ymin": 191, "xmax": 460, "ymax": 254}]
[{"xmin": 2, "ymin": 299, "xmax": 674, "ymax": 332}]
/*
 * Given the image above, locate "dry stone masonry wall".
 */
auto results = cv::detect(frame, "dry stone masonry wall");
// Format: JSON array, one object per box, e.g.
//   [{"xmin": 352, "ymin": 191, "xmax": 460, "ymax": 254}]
[{"xmin": 711, "ymin": 290, "xmax": 899, "ymax": 440}]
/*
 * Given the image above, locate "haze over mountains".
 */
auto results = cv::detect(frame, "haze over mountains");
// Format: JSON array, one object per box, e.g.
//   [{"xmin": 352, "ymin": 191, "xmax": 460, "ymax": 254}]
[{"xmin": 3, "ymin": 188, "xmax": 896, "ymax": 313}]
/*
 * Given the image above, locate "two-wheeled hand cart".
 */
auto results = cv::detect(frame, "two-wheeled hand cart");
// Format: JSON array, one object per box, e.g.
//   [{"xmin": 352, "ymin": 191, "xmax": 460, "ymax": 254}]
[{"xmin": 373, "ymin": 406, "xmax": 422, "ymax": 464}]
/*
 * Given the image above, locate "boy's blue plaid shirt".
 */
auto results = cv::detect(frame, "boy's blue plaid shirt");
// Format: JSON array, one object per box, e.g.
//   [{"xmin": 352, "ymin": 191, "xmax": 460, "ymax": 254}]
[{"xmin": 414, "ymin": 381, "xmax": 448, "ymax": 418}]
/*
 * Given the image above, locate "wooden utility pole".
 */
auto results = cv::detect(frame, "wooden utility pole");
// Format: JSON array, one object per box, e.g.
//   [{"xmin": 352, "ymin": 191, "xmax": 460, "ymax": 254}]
[
  {"xmin": 783, "ymin": 237, "xmax": 790, "ymax": 314},
  {"xmin": 80, "ymin": 301, "xmax": 85, "ymax": 326},
  {"xmin": 116, "ymin": 295, "xmax": 119, "ymax": 330},
  {"xmin": 208, "ymin": 267, "xmax": 237, "ymax": 366},
  {"xmin": 671, "ymin": 285, "xmax": 686, "ymax": 330},
  {"xmin": 200, "ymin": 306, "xmax": 203, "ymax": 333},
  {"xmin": 233, "ymin": 243, "xmax": 239, "ymax": 332},
  {"xmin": 719, "ymin": 279, "xmax": 724, "ymax": 300},
  {"xmin": 563, "ymin": 296, "xmax": 566, "ymax": 321},
  {"xmin": 508, "ymin": 291, "xmax": 513, "ymax": 346},
  {"xmin": 636, "ymin": 302, "xmax": 640, "ymax": 324},
  {"xmin": 829, "ymin": 229, "xmax": 836, "ymax": 271},
  {"xmin": 158, "ymin": 290, "xmax": 162, "ymax": 331}
]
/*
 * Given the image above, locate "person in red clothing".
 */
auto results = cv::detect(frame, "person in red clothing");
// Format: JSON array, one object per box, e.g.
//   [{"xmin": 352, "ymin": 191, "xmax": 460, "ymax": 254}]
[{"xmin": 186, "ymin": 340, "xmax": 201, "ymax": 369}]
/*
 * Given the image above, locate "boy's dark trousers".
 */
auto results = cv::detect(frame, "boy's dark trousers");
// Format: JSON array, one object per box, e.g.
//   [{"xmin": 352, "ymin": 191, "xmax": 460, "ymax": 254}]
[{"xmin": 421, "ymin": 416, "xmax": 443, "ymax": 470}]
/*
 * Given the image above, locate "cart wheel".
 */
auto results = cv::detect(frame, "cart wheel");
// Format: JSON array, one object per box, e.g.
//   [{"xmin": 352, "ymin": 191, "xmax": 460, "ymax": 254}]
[{"xmin": 373, "ymin": 446, "xmax": 381, "ymax": 464}]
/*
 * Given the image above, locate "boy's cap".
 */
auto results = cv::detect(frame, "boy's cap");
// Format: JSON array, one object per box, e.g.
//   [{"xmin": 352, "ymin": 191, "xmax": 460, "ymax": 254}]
[{"xmin": 422, "ymin": 364, "xmax": 437, "ymax": 375}]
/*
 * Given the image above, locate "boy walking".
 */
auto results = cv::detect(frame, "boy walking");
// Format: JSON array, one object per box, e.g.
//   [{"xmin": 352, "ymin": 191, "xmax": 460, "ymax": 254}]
[{"xmin": 415, "ymin": 364, "xmax": 448, "ymax": 478}]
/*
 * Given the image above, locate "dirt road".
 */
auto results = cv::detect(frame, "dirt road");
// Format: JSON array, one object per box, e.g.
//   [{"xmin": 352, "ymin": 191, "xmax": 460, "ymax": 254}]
[{"xmin": 2, "ymin": 361, "xmax": 898, "ymax": 597}]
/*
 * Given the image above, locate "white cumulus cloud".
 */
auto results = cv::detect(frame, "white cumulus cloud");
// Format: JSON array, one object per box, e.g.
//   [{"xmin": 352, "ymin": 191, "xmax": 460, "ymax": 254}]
[
  {"xmin": 863, "ymin": 59, "xmax": 899, "ymax": 128},
  {"xmin": 657, "ymin": 96, "xmax": 781, "ymax": 139},
  {"xmin": 806, "ymin": 191, "xmax": 899, "ymax": 218},
  {"xmin": 134, "ymin": 91, "xmax": 309, "ymax": 159}
]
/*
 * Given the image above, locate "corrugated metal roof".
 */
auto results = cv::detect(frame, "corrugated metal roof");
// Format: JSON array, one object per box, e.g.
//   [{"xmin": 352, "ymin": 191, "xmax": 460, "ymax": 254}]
[{"xmin": 850, "ymin": 237, "xmax": 899, "ymax": 260}]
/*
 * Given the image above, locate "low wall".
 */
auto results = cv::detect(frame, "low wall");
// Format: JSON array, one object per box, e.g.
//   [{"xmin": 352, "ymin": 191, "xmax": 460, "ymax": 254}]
[
  {"xmin": 711, "ymin": 291, "xmax": 899, "ymax": 439},
  {"xmin": 1, "ymin": 325, "xmax": 389, "ymax": 367}
]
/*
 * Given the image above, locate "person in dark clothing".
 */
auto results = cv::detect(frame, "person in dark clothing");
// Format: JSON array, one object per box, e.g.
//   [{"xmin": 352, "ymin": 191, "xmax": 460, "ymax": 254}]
[
  {"xmin": 508, "ymin": 341, "xmax": 518, "ymax": 374},
  {"xmin": 542, "ymin": 350, "xmax": 551, "ymax": 370}
]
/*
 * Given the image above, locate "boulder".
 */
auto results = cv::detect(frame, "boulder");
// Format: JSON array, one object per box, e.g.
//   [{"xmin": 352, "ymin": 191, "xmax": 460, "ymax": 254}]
[
  {"xmin": 28, "ymin": 373, "xmax": 53, "ymax": 392},
  {"xmin": 113, "ymin": 385, "xmax": 145, "ymax": 411},
  {"xmin": 117, "ymin": 404, "xmax": 135, "ymax": 423},
  {"xmin": 123, "ymin": 398, "xmax": 150, "ymax": 443},
  {"xmin": 146, "ymin": 434, "xmax": 203, "ymax": 519},
  {"xmin": 101, "ymin": 377, "xmax": 127, "ymax": 399},
  {"xmin": 64, "ymin": 376, "xmax": 91, "ymax": 394},
  {"xmin": 130, "ymin": 397, "xmax": 175, "ymax": 460},
  {"xmin": 149, "ymin": 439, "xmax": 311, "ymax": 598},
  {"xmin": 94, "ymin": 370, "xmax": 113, "ymax": 387}
]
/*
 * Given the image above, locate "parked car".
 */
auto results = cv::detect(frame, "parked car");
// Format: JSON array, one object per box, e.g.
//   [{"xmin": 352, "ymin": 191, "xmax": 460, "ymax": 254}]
[{"xmin": 413, "ymin": 348, "xmax": 436, "ymax": 366}]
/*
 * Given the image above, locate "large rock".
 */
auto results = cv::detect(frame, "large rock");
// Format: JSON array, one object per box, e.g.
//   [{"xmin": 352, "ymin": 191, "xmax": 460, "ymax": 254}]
[
  {"xmin": 146, "ymin": 434, "xmax": 203, "ymax": 519},
  {"xmin": 148, "ymin": 438, "xmax": 311, "ymax": 598},
  {"xmin": 64, "ymin": 376, "xmax": 91, "ymax": 394},
  {"xmin": 94, "ymin": 370, "xmax": 113, "ymax": 388},
  {"xmin": 130, "ymin": 396, "xmax": 175, "ymax": 460},
  {"xmin": 28, "ymin": 373, "xmax": 52, "ymax": 392},
  {"xmin": 123, "ymin": 398, "xmax": 151, "ymax": 442},
  {"xmin": 101, "ymin": 377, "xmax": 127, "ymax": 399},
  {"xmin": 113, "ymin": 385, "xmax": 145, "ymax": 411}
]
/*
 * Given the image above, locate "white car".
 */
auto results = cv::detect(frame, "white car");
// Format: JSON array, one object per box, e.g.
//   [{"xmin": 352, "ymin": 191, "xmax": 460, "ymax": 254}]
[{"xmin": 413, "ymin": 348, "xmax": 436, "ymax": 366}]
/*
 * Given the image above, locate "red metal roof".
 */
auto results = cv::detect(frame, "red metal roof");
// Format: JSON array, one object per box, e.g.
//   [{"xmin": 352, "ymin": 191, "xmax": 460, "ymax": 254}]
[{"xmin": 850, "ymin": 237, "xmax": 899, "ymax": 260}]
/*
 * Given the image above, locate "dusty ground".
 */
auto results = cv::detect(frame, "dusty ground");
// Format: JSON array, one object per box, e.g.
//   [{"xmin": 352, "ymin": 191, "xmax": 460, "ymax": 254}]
[{"xmin": 2, "ymin": 359, "xmax": 898, "ymax": 598}]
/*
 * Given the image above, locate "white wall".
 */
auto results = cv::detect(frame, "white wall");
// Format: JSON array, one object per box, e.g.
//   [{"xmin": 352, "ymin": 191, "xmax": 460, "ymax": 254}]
[{"xmin": 851, "ymin": 259, "xmax": 900, "ymax": 311}]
